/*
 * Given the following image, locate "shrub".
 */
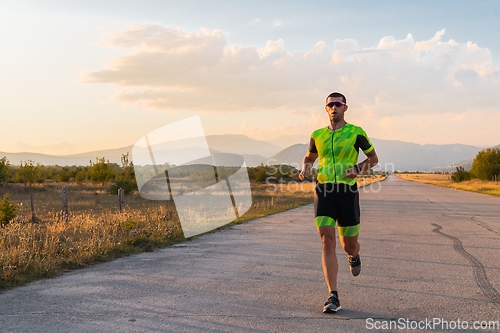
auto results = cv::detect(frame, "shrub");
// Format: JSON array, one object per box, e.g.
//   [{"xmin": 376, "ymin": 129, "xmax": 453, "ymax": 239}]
[
  {"xmin": 109, "ymin": 153, "xmax": 137, "ymax": 193},
  {"xmin": 90, "ymin": 157, "xmax": 114, "ymax": 185},
  {"xmin": 0, "ymin": 156, "xmax": 9, "ymax": 185},
  {"xmin": 57, "ymin": 167, "xmax": 72, "ymax": 182},
  {"xmin": 11, "ymin": 170, "xmax": 24, "ymax": 184},
  {"xmin": 19, "ymin": 160, "xmax": 38, "ymax": 186},
  {"xmin": 109, "ymin": 179, "xmax": 137, "ymax": 195},
  {"xmin": 451, "ymin": 166, "xmax": 473, "ymax": 182},
  {"xmin": 252, "ymin": 164, "xmax": 268, "ymax": 182},
  {"xmin": 0, "ymin": 194, "xmax": 18, "ymax": 226},
  {"xmin": 75, "ymin": 170, "xmax": 87, "ymax": 185}
]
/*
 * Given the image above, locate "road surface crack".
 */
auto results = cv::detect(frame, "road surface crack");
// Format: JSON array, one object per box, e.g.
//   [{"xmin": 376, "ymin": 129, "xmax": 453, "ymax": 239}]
[
  {"xmin": 425, "ymin": 197, "xmax": 500, "ymax": 237},
  {"xmin": 471, "ymin": 217, "xmax": 500, "ymax": 237},
  {"xmin": 431, "ymin": 223, "xmax": 500, "ymax": 308}
]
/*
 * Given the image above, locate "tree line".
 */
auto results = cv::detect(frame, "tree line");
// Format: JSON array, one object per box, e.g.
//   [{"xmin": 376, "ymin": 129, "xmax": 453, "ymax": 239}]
[
  {"xmin": 0, "ymin": 153, "xmax": 137, "ymax": 194},
  {"xmin": 451, "ymin": 147, "xmax": 500, "ymax": 182}
]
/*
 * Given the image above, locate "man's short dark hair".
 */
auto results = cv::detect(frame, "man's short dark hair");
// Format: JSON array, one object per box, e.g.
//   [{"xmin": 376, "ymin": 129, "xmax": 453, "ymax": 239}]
[{"xmin": 326, "ymin": 92, "xmax": 346, "ymax": 104}]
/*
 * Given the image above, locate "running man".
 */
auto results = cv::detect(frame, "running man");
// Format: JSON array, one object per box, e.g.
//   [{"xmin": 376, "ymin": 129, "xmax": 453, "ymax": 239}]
[{"xmin": 299, "ymin": 92, "xmax": 378, "ymax": 313}]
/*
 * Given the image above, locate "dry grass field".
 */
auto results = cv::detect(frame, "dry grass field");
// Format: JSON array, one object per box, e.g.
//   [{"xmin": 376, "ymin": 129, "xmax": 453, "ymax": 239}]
[
  {"xmin": 357, "ymin": 174, "xmax": 387, "ymax": 188},
  {"xmin": 0, "ymin": 174, "xmax": 386, "ymax": 290},
  {"xmin": 396, "ymin": 173, "xmax": 500, "ymax": 197}
]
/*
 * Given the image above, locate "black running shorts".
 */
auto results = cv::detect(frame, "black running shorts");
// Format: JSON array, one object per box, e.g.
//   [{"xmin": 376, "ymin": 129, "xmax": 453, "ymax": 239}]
[{"xmin": 314, "ymin": 182, "xmax": 360, "ymax": 236}]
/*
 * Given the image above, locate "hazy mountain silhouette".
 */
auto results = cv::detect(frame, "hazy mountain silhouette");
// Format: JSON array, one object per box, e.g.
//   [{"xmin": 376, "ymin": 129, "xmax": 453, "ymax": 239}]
[
  {"xmin": 0, "ymin": 135, "xmax": 489, "ymax": 171},
  {"xmin": 266, "ymin": 138, "xmax": 484, "ymax": 172},
  {"xmin": 0, "ymin": 135, "xmax": 273, "ymax": 167},
  {"xmin": 431, "ymin": 144, "xmax": 500, "ymax": 172}
]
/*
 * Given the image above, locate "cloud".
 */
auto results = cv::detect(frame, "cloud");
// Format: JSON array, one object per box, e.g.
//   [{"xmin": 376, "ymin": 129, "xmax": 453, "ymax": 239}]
[
  {"xmin": 97, "ymin": 24, "xmax": 226, "ymax": 54},
  {"xmin": 82, "ymin": 25, "xmax": 500, "ymax": 144},
  {"xmin": 334, "ymin": 38, "xmax": 358, "ymax": 53}
]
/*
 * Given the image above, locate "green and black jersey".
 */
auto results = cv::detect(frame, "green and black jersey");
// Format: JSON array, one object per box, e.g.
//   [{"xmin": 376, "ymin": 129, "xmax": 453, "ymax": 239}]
[{"xmin": 308, "ymin": 123, "xmax": 374, "ymax": 186}]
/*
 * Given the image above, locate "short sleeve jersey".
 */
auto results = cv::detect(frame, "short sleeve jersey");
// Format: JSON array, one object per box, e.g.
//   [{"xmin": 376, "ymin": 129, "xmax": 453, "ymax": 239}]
[{"xmin": 309, "ymin": 123, "xmax": 374, "ymax": 186}]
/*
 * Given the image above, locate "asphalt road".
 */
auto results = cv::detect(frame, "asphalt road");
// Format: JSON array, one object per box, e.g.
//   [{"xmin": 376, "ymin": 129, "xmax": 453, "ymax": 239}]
[{"xmin": 1, "ymin": 175, "xmax": 500, "ymax": 332}]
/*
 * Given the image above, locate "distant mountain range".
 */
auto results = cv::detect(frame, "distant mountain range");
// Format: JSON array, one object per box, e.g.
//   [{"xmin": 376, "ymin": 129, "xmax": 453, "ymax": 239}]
[
  {"xmin": 0, "ymin": 135, "xmax": 277, "ymax": 167},
  {"xmin": 268, "ymin": 134, "xmax": 310, "ymax": 149},
  {"xmin": 144, "ymin": 134, "xmax": 281, "ymax": 159},
  {"xmin": 0, "ymin": 135, "xmax": 493, "ymax": 171},
  {"xmin": 430, "ymin": 158, "xmax": 475, "ymax": 173},
  {"xmin": 430, "ymin": 143, "xmax": 500, "ymax": 172},
  {"xmin": 265, "ymin": 138, "xmax": 486, "ymax": 172},
  {"xmin": 369, "ymin": 138, "xmax": 483, "ymax": 172}
]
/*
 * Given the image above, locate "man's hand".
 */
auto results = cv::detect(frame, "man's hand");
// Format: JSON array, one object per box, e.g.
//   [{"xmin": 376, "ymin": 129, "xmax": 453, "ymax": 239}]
[
  {"xmin": 346, "ymin": 150, "xmax": 378, "ymax": 179},
  {"xmin": 345, "ymin": 166, "xmax": 359, "ymax": 179},
  {"xmin": 299, "ymin": 167, "xmax": 309, "ymax": 181}
]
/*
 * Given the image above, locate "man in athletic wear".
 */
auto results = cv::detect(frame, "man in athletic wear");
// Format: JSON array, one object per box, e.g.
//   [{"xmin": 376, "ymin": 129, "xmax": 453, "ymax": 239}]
[{"xmin": 299, "ymin": 92, "xmax": 378, "ymax": 313}]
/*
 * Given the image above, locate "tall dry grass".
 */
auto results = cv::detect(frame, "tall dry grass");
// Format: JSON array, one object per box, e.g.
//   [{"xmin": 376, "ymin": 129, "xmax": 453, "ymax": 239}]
[
  {"xmin": 1, "ymin": 175, "xmax": 386, "ymax": 290},
  {"xmin": 396, "ymin": 173, "xmax": 500, "ymax": 197},
  {"xmin": 0, "ymin": 181, "xmax": 182, "ymax": 289}
]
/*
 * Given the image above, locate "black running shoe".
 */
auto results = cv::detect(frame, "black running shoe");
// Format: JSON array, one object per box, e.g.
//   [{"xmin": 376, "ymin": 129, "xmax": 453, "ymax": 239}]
[
  {"xmin": 349, "ymin": 254, "xmax": 361, "ymax": 276},
  {"xmin": 323, "ymin": 294, "xmax": 341, "ymax": 313}
]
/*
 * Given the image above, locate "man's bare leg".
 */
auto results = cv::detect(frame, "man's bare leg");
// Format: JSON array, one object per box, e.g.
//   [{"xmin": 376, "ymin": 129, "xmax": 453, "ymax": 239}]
[
  {"xmin": 317, "ymin": 226, "xmax": 338, "ymax": 292},
  {"xmin": 339, "ymin": 235, "xmax": 359, "ymax": 257},
  {"xmin": 340, "ymin": 234, "xmax": 361, "ymax": 276}
]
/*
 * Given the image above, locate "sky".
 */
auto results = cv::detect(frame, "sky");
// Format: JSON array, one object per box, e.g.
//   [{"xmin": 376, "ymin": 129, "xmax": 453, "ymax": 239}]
[{"xmin": 1, "ymin": 0, "xmax": 500, "ymax": 156}]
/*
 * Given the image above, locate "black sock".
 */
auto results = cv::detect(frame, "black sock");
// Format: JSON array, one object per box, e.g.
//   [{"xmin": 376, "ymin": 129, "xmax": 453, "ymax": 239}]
[{"xmin": 329, "ymin": 291, "xmax": 338, "ymax": 298}]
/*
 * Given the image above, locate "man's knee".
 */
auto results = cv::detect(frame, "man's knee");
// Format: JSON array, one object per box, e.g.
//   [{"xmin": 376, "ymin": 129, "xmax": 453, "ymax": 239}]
[
  {"xmin": 321, "ymin": 234, "xmax": 336, "ymax": 252},
  {"xmin": 342, "ymin": 242, "xmax": 357, "ymax": 254},
  {"xmin": 318, "ymin": 226, "xmax": 337, "ymax": 252}
]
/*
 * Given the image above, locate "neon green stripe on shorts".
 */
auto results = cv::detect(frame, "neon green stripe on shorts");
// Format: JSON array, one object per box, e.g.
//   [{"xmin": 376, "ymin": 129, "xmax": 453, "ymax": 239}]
[
  {"xmin": 338, "ymin": 224, "xmax": 360, "ymax": 237},
  {"xmin": 315, "ymin": 216, "xmax": 360, "ymax": 236},
  {"xmin": 315, "ymin": 216, "xmax": 335, "ymax": 227}
]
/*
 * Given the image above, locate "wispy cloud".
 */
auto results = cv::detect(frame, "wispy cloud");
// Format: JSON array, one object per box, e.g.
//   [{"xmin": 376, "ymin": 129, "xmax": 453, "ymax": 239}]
[{"xmin": 81, "ymin": 25, "xmax": 500, "ymax": 144}]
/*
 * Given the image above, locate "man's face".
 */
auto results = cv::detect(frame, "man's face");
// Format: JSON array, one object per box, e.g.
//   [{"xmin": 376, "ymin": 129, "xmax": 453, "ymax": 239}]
[{"xmin": 325, "ymin": 96, "xmax": 348, "ymax": 123}]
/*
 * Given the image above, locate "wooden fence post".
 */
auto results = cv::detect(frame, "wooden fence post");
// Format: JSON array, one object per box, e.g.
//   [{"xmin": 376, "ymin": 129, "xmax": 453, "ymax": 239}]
[
  {"xmin": 119, "ymin": 188, "xmax": 124, "ymax": 213},
  {"xmin": 30, "ymin": 190, "xmax": 35, "ymax": 222},
  {"xmin": 61, "ymin": 186, "xmax": 68, "ymax": 221}
]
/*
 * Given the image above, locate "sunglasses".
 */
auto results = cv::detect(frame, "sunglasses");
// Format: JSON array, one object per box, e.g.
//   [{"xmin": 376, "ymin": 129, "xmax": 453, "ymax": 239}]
[{"xmin": 326, "ymin": 101, "xmax": 346, "ymax": 108}]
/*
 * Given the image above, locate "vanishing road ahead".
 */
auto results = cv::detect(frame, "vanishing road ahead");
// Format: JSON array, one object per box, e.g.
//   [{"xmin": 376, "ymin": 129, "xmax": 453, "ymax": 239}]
[{"xmin": 1, "ymin": 175, "xmax": 500, "ymax": 332}]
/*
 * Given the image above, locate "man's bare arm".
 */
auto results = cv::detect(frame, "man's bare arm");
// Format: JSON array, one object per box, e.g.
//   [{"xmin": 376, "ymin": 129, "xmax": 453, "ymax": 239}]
[
  {"xmin": 299, "ymin": 151, "xmax": 318, "ymax": 181},
  {"xmin": 345, "ymin": 149, "xmax": 379, "ymax": 179}
]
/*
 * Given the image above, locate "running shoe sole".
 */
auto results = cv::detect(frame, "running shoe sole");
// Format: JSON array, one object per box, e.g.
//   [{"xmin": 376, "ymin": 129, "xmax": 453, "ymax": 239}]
[{"xmin": 323, "ymin": 304, "xmax": 342, "ymax": 313}]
